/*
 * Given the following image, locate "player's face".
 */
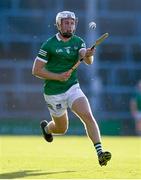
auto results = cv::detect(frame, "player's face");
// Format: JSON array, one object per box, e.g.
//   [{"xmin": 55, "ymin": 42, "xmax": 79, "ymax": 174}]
[{"xmin": 60, "ymin": 18, "xmax": 76, "ymax": 38}]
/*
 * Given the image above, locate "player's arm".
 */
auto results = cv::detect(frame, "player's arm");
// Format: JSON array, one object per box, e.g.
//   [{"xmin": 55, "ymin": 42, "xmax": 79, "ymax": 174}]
[
  {"xmin": 78, "ymin": 39, "xmax": 96, "ymax": 65},
  {"xmin": 32, "ymin": 58, "xmax": 71, "ymax": 81},
  {"xmin": 83, "ymin": 47, "xmax": 96, "ymax": 65}
]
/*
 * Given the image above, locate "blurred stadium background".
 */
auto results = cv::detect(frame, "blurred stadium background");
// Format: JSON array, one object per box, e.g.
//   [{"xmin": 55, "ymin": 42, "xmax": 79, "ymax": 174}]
[{"xmin": 0, "ymin": 0, "xmax": 141, "ymax": 135}]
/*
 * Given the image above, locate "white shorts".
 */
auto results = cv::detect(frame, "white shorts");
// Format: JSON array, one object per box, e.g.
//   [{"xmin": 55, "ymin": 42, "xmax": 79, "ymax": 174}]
[{"xmin": 44, "ymin": 83, "xmax": 87, "ymax": 117}]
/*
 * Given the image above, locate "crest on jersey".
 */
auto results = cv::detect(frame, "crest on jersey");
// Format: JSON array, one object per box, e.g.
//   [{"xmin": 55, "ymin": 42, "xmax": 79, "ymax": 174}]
[{"xmin": 64, "ymin": 47, "xmax": 71, "ymax": 54}]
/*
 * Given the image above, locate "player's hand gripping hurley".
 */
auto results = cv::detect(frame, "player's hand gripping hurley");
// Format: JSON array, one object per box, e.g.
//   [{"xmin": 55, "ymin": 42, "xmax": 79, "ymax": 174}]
[{"xmin": 67, "ymin": 33, "xmax": 109, "ymax": 74}]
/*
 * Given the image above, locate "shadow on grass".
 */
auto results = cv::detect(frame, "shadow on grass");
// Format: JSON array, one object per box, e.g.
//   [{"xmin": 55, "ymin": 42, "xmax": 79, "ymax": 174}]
[{"xmin": 0, "ymin": 170, "xmax": 76, "ymax": 179}]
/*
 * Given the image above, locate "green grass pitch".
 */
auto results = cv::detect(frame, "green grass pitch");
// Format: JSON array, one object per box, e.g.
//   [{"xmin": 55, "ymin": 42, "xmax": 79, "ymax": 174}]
[{"xmin": 0, "ymin": 135, "xmax": 141, "ymax": 179}]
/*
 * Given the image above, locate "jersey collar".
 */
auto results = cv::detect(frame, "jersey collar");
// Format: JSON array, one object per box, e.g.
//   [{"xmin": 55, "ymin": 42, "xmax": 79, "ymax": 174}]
[{"xmin": 56, "ymin": 33, "xmax": 61, "ymax": 41}]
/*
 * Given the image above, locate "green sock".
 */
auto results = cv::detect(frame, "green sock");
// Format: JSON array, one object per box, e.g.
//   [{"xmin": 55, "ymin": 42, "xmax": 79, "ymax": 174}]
[{"xmin": 94, "ymin": 142, "xmax": 103, "ymax": 155}]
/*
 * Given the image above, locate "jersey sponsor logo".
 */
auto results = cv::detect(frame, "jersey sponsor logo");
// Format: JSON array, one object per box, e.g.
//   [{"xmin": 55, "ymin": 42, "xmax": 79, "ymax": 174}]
[
  {"xmin": 56, "ymin": 47, "xmax": 71, "ymax": 54},
  {"xmin": 39, "ymin": 49, "xmax": 47, "ymax": 57},
  {"xmin": 56, "ymin": 48, "xmax": 63, "ymax": 53}
]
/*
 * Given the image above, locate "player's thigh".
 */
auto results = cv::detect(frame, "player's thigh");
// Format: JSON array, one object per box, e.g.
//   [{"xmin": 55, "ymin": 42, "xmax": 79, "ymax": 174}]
[
  {"xmin": 52, "ymin": 112, "xmax": 69, "ymax": 130},
  {"xmin": 71, "ymin": 96, "xmax": 93, "ymax": 120}
]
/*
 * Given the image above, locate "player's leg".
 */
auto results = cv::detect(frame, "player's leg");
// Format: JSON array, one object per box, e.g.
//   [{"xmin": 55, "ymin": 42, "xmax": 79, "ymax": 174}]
[
  {"xmin": 41, "ymin": 93, "xmax": 69, "ymax": 142},
  {"xmin": 45, "ymin": 112, "xmax": 69, "ymax": 134},
  {"xmin": 40, "ymin": 112, "xmax": 69, "ymax": 142},
  {"xmin": 67, "ymin": 84, "xmax": 101, "ymax": 145},
  {"xmin": 71, "ymin": 96, "xmax": 101, "ymax": 145},
  {"xmin": 71, "ymin": 96, "xmax": 111, "ymax": 166}
]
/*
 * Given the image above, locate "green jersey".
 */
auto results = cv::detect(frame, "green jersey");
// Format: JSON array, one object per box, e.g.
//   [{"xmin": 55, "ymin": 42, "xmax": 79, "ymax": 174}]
[{"xmin": 37, "ymin": 33, "xmax": 86, "ymax": 95}]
